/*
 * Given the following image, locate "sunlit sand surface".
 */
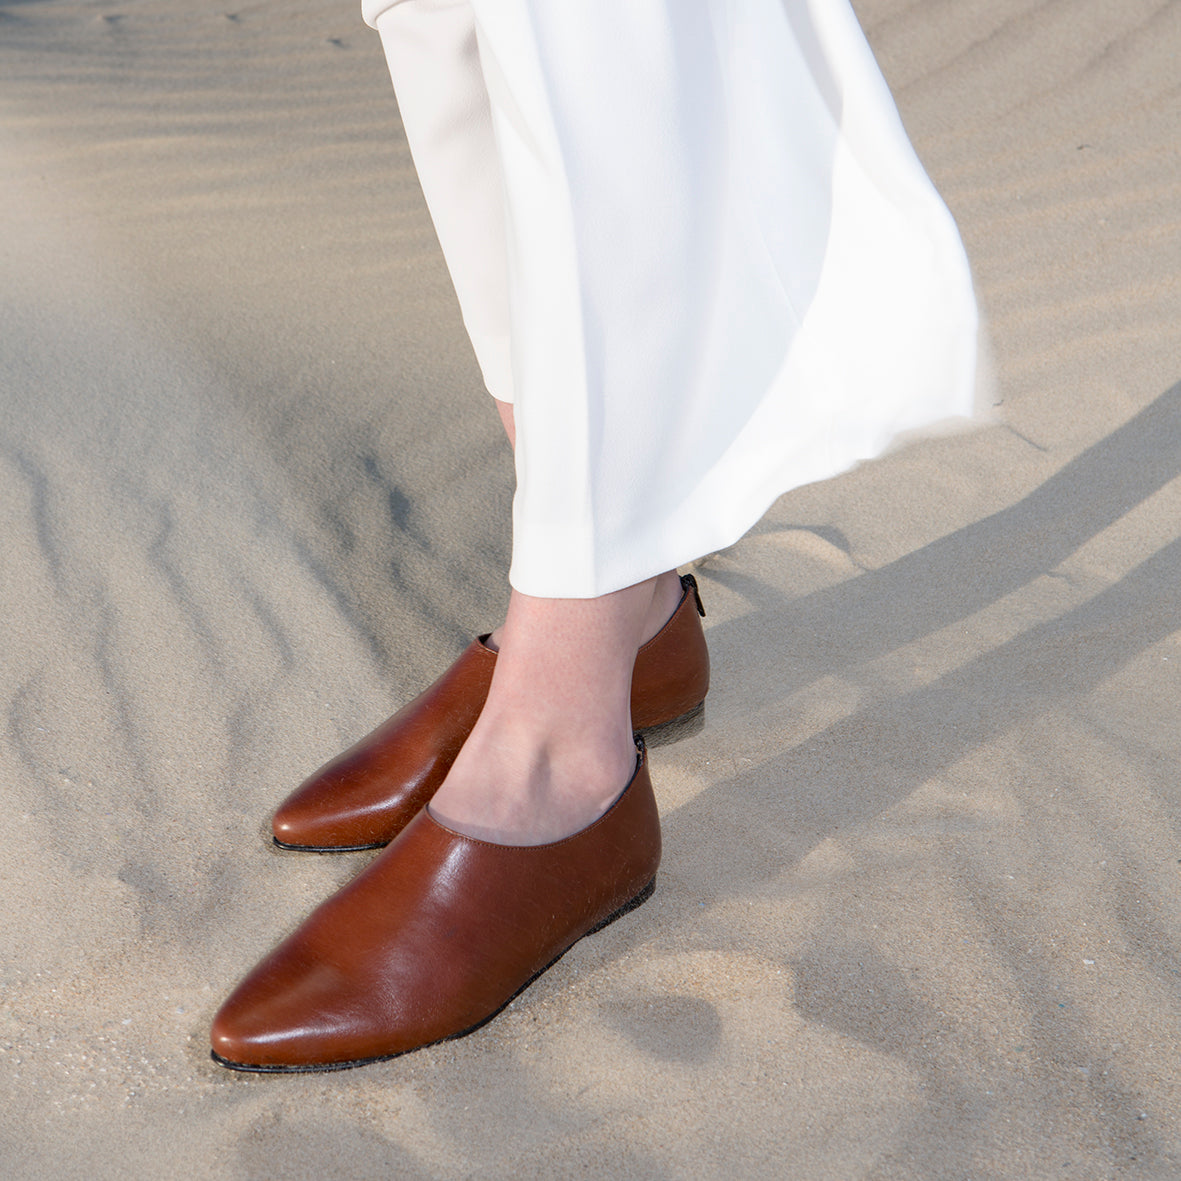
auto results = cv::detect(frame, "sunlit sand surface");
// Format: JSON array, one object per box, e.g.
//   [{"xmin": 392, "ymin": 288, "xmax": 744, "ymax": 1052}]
[{"xmin": 3, "ymin": 2, "xmax": 1180, "ymax": 1175}]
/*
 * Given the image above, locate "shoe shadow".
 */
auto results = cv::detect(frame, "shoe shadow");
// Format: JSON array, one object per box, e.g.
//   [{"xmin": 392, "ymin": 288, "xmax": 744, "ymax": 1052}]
[
  {"xmin": 595, "ymin": 377, "xmax": 1181, "ymax": 977},
  {"xmin": 710, "ymin": 378, "xmax": 1181, "ymax": 688},
  {"xmin": 553, "ymin": 380, "xmax": 1181, "ymax": 1173}
]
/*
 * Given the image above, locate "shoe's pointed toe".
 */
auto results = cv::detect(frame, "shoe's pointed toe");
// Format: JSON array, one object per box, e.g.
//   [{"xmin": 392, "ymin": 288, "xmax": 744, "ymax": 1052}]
[
  {"xmin": 211, "ymin": 946, "xmax": 385, "ymax": 1071},
  {"xmin": 270, "ymin": 766, "xmax": 403, "ymax": 852},
  {"xmin": 210, "ymin": 889, "xmax": 431, "ymax": 1070},
  {"xmin": 210, "ymin": 981, "xmax": 298, "ymax": 1071},
  {"xmin": 271, "ymin": 789, "xmax": 343, "ymax": 851},
  {"xmin": 215, "ymin": 749, "xmax": 662, "ymax": 1072},
  {"xmin": 210, "ymin": 978, "xmax": 291, "ymax": 1070},
  {"xmin": 270, "ymin": 640, "xmax": 498, "ymax": 851}
]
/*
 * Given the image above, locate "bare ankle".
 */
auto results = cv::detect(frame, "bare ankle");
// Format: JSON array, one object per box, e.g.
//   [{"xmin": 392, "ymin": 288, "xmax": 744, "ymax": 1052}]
[{"xmin": 487, "ymin": 569, "xmax": 680, "ymax": 656}]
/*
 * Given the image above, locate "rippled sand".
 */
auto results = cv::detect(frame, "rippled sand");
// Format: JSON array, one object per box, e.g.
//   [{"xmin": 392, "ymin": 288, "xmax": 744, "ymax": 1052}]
[{"xmin": 3, "ymin": 1, "xmax": 1180, "ymax": 1176}]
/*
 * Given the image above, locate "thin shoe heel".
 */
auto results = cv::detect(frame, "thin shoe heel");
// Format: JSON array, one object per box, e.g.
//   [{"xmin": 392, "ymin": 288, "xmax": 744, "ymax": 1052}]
[
  {"xmin": 587, "ymin": 876, "xmax": 656, "ymax": 936},
  {"xmin": 638, "ymin": 701, "xmax": 704, "ymax": 747}
]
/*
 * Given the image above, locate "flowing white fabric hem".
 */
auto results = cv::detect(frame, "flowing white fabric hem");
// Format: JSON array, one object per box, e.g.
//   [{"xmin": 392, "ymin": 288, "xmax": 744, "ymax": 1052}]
[{"xmin": 369, "ymin": 0, "xmax": 980, "ymax": 598}]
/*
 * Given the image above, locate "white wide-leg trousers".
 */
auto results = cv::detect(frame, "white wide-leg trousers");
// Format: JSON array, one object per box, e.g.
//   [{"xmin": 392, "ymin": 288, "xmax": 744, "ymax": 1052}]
[{"xmin": 364, "ymin": 0, "xmax": 979, "ymax": 598}]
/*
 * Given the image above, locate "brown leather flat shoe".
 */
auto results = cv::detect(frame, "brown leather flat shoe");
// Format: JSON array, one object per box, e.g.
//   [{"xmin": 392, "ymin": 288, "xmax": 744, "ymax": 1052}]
[
  {"xmin": 212, "ymin": 745, "xmax": 661, "ymax": 1072},
  {"xmin": 271, "ymin": 573, "xmax": 708, "ymax": 851}
]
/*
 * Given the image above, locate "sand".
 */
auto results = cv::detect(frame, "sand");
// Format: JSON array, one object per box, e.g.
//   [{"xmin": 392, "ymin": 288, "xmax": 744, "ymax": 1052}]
[{"xmin": 2, "ymin": 0, "xmax": 1180, "ymax": 1177}]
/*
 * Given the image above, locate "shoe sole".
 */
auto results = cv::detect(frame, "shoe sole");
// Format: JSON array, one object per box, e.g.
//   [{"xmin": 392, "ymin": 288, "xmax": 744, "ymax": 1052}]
[
  {"xmin": 271, "ymin": 703, "xmax": 705, "ymax": 854},
  {"xmin": 637, "ymin": 700, "xmax": 705, "ymax": 748},
  {"xmin": 209, "ymin": 875, "xmax": 657, "ymax": 1075},
  {"xmin": 272, "ymin": 835, "xmax": 387, "ymax": 853}
]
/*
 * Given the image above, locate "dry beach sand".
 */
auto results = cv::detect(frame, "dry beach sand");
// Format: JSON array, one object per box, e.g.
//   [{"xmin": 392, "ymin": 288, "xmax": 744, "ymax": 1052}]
[{"xmin": 3, "ymin": 0, "xmax": 1181, "ymax": 1176}]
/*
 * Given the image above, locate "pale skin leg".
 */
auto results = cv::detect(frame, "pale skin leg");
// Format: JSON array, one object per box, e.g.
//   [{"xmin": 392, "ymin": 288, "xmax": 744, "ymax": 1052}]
[{"xmin": 428, "ymin": 399, "xmax": 683, "ymax": 845}]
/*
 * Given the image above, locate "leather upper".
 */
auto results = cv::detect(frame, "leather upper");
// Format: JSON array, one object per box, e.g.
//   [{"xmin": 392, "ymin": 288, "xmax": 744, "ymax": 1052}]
[{"xmin": 214, "ymin": 749, "xmax": 661, "ymax": 1070}]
